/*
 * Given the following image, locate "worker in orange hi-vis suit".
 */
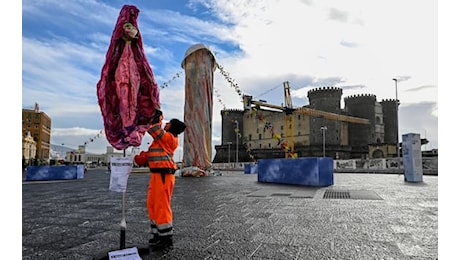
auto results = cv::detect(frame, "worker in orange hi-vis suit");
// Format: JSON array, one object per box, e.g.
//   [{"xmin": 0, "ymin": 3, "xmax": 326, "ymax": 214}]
[{"xmin": 134, "ymin": 110, "xmax": 186, "ymax": 250}]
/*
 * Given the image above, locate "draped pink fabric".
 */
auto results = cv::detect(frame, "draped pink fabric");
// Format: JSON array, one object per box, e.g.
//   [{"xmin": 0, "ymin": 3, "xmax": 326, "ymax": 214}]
[
  {"xmin": 97, "ymin": 5, "xmax": 160, "ymax": 150},
  {"xmin": 181, "ymin": 44, "xmax": 216, "ymax": 170}
]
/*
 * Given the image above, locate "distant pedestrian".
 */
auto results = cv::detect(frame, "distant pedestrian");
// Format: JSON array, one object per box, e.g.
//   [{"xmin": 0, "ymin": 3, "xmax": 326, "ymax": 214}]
[{"xmin": 134, "ymin": 111, "xmax": 186, "ymax": 250}]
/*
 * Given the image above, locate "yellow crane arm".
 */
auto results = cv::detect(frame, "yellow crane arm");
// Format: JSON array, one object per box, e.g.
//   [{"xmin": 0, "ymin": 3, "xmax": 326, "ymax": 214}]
[
  {"xmin": 250, "ymin": 100, "xmax": 369, "ymax": 124},
  {"xmin": 296, "ymin": 107, "xmax": 370, "ymax": 124}
]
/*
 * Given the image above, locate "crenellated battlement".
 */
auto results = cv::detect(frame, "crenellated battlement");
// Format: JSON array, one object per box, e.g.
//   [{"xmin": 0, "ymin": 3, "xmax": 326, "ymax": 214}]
[
  {"xmin": 381, "ymin": 99, "xmax": 398, "ymax": 103},
  {"xmin": 221, "ymin": 108, "xmax": 244, "ymax": 113},
  {"xmin": 307, "ymin": 86, "xmax": 343, "ymax": 112},
  {"xmin": 344, "ymin": 93, "xmax": 377, "ymax": 101},
  {"xmin": 307, "ymin": 86, "xmax": 343, "ymax": 97}
]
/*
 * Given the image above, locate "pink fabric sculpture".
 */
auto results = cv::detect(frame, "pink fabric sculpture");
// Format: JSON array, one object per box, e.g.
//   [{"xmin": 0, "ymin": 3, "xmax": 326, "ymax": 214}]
[{"xmin": 97, "ymin": 5, "xmax": 160, "ymax": 150}]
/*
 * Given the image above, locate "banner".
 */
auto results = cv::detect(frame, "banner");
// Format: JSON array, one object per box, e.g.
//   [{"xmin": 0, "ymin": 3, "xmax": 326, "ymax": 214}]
[{"xmin": 109, "ymin": 157, "xmax": 133, "ymax": 192}]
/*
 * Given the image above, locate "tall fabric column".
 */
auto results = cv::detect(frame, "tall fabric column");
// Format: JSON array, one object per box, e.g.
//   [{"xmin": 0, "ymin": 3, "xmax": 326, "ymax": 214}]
[{"xmin": 181, "ymin": 44, "xmax": 216, "ymax": 173}]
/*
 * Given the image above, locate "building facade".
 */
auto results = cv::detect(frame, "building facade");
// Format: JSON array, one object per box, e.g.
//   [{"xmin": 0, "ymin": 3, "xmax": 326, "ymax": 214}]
[
  {"xmin": 22, "ymin": 131, "xmax": 37, "ymax": 166},
  {"xmin": 22, "ymin": 105, "xmax": 51, "ymax": 163},
  {"xmin": 66, "ymin": 145, "xmax": 125, "ymax": 165}
]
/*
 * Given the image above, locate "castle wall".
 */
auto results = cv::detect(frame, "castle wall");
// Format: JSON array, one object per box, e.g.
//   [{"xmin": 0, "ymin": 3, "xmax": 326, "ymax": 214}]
[
  {"xmin": 344, "ymin": 94, "xmax": 376, "ymax": 148},
  {"xmin": 307, "ymin": 87, "xmax": 343, "ymax": 146},
  {"xmin": 381, "ymin": 99, "xmax": 398, "ymax": 145}
]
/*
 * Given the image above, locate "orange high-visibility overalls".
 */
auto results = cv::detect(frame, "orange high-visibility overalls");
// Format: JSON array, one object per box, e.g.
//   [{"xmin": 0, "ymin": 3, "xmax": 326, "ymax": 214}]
[{"xmin": 146, "ymin": 121, "xmax": 178, "ymax": 238}]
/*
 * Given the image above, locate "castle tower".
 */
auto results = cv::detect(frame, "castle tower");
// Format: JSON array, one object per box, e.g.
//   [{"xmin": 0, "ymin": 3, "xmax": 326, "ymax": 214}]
[
  {"xmin": 212, "ymin": 109, "xmax": 245, "ymax": 163},
  {"xmin": 221, "ymin": 109, "xmax": 244, "ymax": 145},
  {"xmin": 380, "ymin": 99, "xmax": 398, "ymax": 145},
  {"xmin": 344, "ymin": 94, "xmax": 376, "ymax": 154},
  {"xmin": 307, "ymin": 86, "xmax": 342, "ymax": 113},
  {"xmin": 307, "ymin": 87, "xmax": 343, "ymax": 146}
]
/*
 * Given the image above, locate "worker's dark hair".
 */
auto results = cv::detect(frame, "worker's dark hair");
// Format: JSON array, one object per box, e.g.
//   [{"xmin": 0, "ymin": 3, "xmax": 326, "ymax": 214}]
[{"xmin": 167, "ymin": 119, "xmax": 186, "ymax": 136}]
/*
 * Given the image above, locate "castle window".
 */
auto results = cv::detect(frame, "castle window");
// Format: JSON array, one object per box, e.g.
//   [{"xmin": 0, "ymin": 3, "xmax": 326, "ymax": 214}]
[
  {"xmin": 268, "ymin": 143, "xmax": 271, "ymax": 148},
  {"xmin": 259, "ymin": 144, "xmax": 262, "ymax": 148},
  {"xmin": 249, "ymin": 134, "xmax": 252, "ymax": 141},
  {"xmin": 281, "ymin": 125, "xmax": 284, "ymax": 130},
  {"xmin": 259, "ymin": 134, "xmax": 262, "ymax": 140}
]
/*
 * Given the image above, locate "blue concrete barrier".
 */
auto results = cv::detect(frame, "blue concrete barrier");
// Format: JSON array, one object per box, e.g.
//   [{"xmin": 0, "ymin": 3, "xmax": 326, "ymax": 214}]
[
  {"xmin": 257, "ymin": 157, "xmax": 333, "ymax": 187},
  {"xmin": 244, "ymin": 163, "xmax": 258, "ymax": 174},
  {"xmin": 25, "ymin": 165, "xmax": 85, "ymax": 181}
]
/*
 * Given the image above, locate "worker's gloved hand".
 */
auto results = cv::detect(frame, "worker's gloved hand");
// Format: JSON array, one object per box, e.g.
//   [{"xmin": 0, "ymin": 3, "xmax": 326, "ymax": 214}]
[
  {"xmin": 152, "ymin": 110, "xmax": 163, "ymax": 124},
  {"xmin": 134, "ymin": 151, "xmax": 148, "ymax": 166}
]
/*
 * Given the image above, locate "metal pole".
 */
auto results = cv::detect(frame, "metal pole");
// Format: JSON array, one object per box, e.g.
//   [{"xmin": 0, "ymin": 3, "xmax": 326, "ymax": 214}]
[
  {"xmin": 321, "ymin": 126, "xmax": 327, "ymax": 157},
  {"xmin": 120, "ymin": 149, "xmax": 126, "ymax": 249},
  {"xmin": 392, "ymin": 78, "xmax": 400, "ymax": 171},
  {"xmin": 227, "ymin": 142, "xmax": 232, "ymax": 164},
  {"xmin": 234, "ymin": 121, "xmax": 239, "ymax": 166},
  {"xmin": 323, "ymin": 129, "xmax": 325, "ymax": 157}
]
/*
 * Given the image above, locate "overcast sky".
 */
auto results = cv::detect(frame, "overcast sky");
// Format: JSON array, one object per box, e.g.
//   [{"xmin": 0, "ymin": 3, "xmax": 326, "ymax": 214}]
[{"xmin": 20, "ymin": 0, "xmax": 438, "ymax": 160}]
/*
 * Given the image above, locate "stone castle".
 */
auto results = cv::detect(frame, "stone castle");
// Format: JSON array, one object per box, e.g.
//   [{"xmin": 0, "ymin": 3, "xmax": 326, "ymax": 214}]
[{"xmin": 213, "ymin": 86, "xmax": 399, "ymax": 163}]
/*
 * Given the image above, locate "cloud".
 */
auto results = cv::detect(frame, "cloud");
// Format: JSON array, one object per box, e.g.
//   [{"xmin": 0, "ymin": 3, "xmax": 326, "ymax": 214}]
[
  {"xmin": 328, "ymin": 8, "xmax": 349, "ymax": 23},
  {"xmin": 399, "ymin": 101, "xmax": 438, "ymax": 148},
  {"xmin": 339, "ymin": 84, "xmax": 367, "ymax": 91},
  {"xmin": 340, "ymin": 40, "xmax": 359, "ymax": 48},
  {"xmin": 406, "ymin": 84, "xmax": 437, "ymax": 92},
  {"xmin": 394, "ymin": 76, "xmax": 412, "ymax": 82}
]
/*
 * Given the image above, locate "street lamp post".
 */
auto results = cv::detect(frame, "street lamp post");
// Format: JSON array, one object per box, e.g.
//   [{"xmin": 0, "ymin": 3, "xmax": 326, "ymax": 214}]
[
  {"xmin": 226, "ymin": 141, "xmax": 232, "ymax": 164},
  {"xmin": 234, "ymin": 120, "xmax": 239, "ymax": 166},
  {"xmin": 320, "ymin": 126, "xmax": 327, "ymax": 157},
  {"xmin": 392, "ymin": 78, "xmax": 400, "ymax": 171}
]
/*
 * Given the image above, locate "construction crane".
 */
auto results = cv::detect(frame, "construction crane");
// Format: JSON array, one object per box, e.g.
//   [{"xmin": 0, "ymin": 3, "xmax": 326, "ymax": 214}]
[
  {"xmin": 244, "ymin": 81, "xmax": 370, "ymax": 158},
  {"xmin": 283, "ymin": 82, "xmax": 295, "ymax": 158}
]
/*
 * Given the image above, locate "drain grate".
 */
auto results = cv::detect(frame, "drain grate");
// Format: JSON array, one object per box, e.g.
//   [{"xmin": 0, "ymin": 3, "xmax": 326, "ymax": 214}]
[{"xmin": 323, "ymin": 190, "xmax": 351, "ymax": 199}]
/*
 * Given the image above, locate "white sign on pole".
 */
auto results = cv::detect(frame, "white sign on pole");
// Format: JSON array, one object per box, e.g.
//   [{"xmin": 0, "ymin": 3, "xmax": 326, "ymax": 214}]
[
  {"xmin": 108, "ymin": 247, "xmax": 141, "ymax": 260},
  {"xmin": 109, "ymin": 157, "xmax": 133, "ymax": 192}
]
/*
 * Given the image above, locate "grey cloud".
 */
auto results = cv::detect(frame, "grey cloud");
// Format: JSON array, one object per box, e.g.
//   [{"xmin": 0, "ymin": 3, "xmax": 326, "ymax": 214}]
[
  {"xmin": 394, "ymin": 76, "xmax": 411, "ymax": 82},
  {"xmin": 340, "ymin": 40, "xmax": 359, "ymax": 48},
  {"xmin": 328, "ymin": 8, "xmax": 349, "ymax": 23},
  {"xmin": 398, "ymin": 101, "xmax": 438, "ymax": 148},
  {"xmin": 406, "ymin": 84, "xmax": 437, "ymax": 92},
  {"xmin": 340, "ymin": 85, "xmax": 367, "ymax": 91}
]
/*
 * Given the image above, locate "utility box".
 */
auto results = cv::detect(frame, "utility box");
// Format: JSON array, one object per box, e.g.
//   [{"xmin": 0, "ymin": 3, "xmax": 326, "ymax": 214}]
[{"xmin": 402, "ymin": 133, "xmax": 423, "ymax": 182}]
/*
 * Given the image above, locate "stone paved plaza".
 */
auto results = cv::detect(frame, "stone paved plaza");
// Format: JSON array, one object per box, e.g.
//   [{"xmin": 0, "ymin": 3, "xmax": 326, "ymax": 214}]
[{"xmin": 22, "ymin": 169, "xmax": 438, "ymax": 259}]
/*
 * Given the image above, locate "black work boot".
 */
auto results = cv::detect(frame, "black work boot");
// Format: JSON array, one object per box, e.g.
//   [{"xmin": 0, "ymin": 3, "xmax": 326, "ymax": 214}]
[
  {"xmin": 148, "ymin": 234, "xmax": 160, "ymax": 246},
  {"xmin": 149, "ymin": 235, "xmax": 173, "ymax": 251}
]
